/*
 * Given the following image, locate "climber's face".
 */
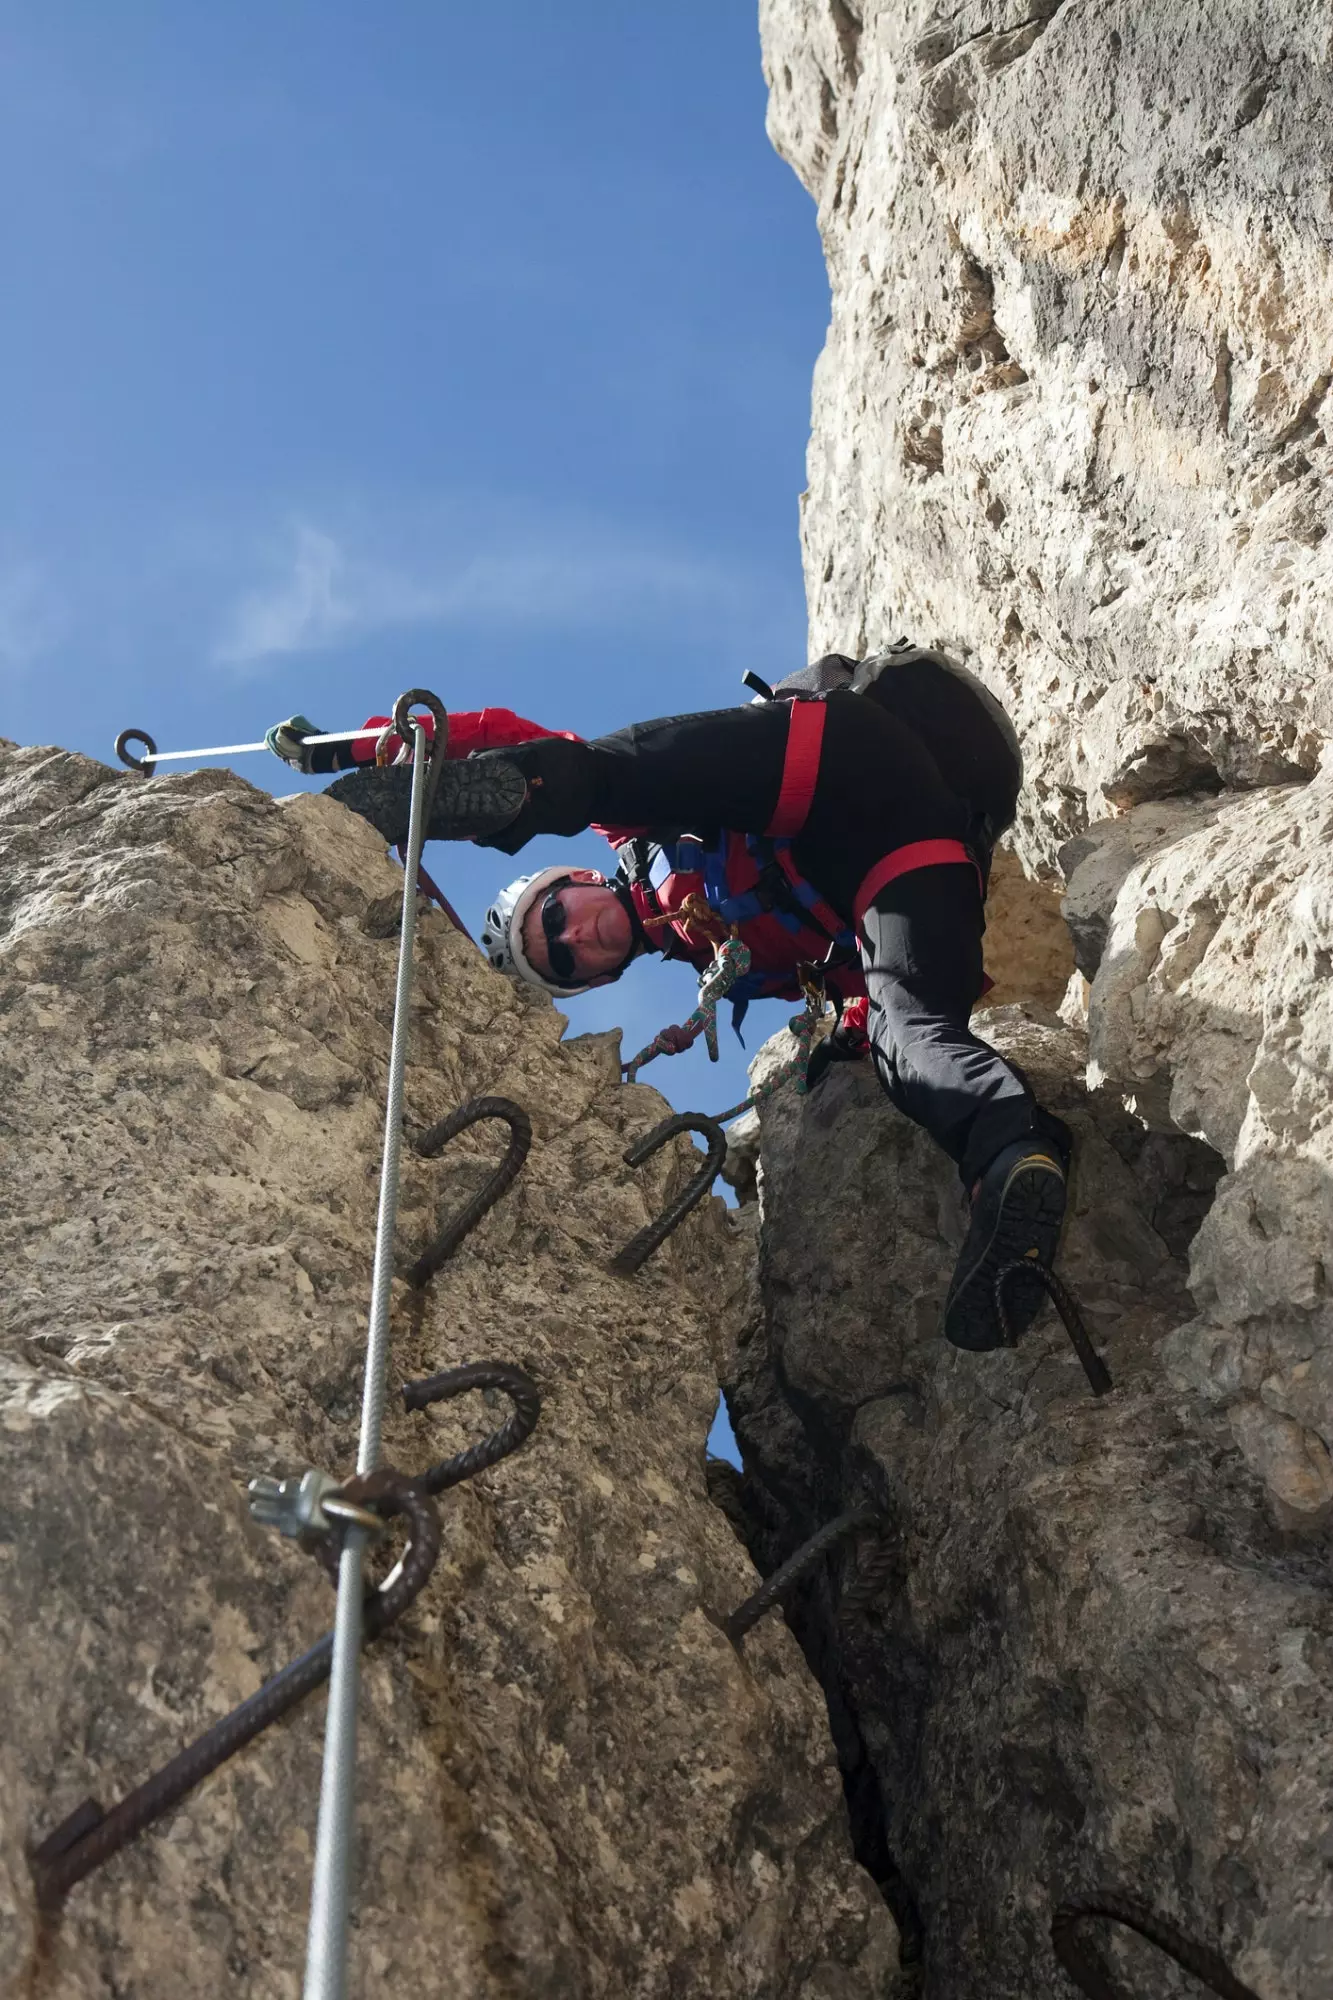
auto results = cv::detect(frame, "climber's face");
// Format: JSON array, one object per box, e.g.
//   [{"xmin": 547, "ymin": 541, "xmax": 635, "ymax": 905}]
[{"xmin": 521, "ymin": 871, "xmax": 633, "ymax": 987}]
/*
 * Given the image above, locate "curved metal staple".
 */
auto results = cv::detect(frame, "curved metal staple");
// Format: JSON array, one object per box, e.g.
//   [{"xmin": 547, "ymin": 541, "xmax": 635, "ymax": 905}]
[
  {"xmin": 609, "ymin": 1112, "xmax": 728, "ymax": 1276},
  {"xmin": 406, "ymin": 1096, "xmax": 533, "ymax": 1288},
  {"xmin": 114, "ymin": 727, "xmax": 158, "ymax": 776},
  {"xmin": 401, "ymin": 1359, "xmax": 542, "ymax": 1493},
  {"xmin": 1051, "ymin": 1894, "xmax": 1261, "ymax": 2000},
  {"xmin": 28, "ymin": 1472, "xmax": 440, "ymax": 1909},
  {"xmin": 724, "ymin": 1504, "xmax": 882, "ymax": 1645},
  {"xmin": 391, "ymin": 687, "xmax": 449, "ymax": 790},
  {"xmin": 996, "ymin": 1259, "xmax": 1113, "ymax": 1397},
  {"xmin": 837, "ymin": 1525, "xmax": 897, "ymax": 1618}
]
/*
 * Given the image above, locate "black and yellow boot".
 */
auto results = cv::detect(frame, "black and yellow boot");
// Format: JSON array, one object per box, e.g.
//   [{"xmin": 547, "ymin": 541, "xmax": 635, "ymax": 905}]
[
  {"xmin": 943, "ymin": 1131, "xmax": 1070, "ymax": 1351},
  {"xmin": 327, "ymin": 752, "xmax": 528, "ymax": 845}
]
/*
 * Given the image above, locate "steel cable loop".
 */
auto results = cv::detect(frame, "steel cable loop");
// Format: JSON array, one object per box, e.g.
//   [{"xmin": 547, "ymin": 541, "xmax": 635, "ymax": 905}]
[
  {"xmin": 724, "ymin": 1504, "xmax": 882, "ymax": 1645},
  {"xmin": 407, "ymin": 1096, "xmax": 533, "ymax": 1288},
  {"xmin": 28, "ymin": 1474, "xmax": 441, "ymax": 1910},
  {"xmin": 1051, "ymin": 1894, "xmax": 1261, "ymax": 2000},
  {"xmin": 401, "ymin": 1359, "xmax": 542, "ymax": 1493},
  {"xmin": 114, "ymin": 727, "xmax": 158, "ymax": 775},
  {"xmin": 390, "ymin": 688, "xmax": 450, "ymax": 819},
  {"xmin": 995, "ymin": 1259, "xmax": 1114, "ymax": 1397},
  {"xmin": 609, "ymin": 1112, "xmax": 728, "ymax": 1276}
]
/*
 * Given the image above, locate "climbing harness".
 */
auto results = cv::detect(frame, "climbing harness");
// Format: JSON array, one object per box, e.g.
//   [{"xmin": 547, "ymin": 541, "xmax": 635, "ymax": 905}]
[
  {"xmin": 610, "ymin": 1112, "xmax": 728, "ymax": 1275},
  {"xmin": 113, "ymin": 723, "xmax": 388, "ymax": 773},
  {"xmin": 407, "ymin": 1096, "xmax": 533, "ymax": 1288},
  {"xmin": 1051, "ymin": 1893, "xmax": 1260, "ymax": 2000},
  {"xmin": 723, "ymin": 1505, "xmax": 884, "ymax": 1645},
  {"xmin": 28, "ymin": 1361, "xmax": 539, "ymax": 1910},
  {"xmin": 996, "ymin": 1259, "xmax": 1113, "ymax": 1397}
]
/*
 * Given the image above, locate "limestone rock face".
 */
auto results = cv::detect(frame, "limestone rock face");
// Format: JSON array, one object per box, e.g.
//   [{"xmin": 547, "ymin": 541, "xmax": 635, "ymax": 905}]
[
  {"xmin": 0, "ymin": 744, "xmax": 895, "ymax": 1998},
  {"xmin": 760, "ymin": 0, "xmax": 1333, "ymax": 872},
  {"xmin": 722, "ymin": 1016, "xmax": 1329, "ymax": 1999},
  {"xmin": 733, "ymin": 11, "xmax": 1333, "ymax": 1996},
  {"xmin": 1064, "ymin": 766, "xmax": 1333, "ymax": 1530}
]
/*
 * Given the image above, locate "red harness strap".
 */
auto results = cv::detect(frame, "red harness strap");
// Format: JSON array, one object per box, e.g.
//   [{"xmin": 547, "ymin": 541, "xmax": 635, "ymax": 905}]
[
  {"xmin": 853, "ymin": 839, "xmax": 982, "ymax": 932},
  {"xmin": 765, "ymin": 699, "xmax": 827, "ymax": 838}
]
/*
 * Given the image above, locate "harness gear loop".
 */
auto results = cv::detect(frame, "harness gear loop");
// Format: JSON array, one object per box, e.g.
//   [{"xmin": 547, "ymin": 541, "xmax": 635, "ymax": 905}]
[
  {"xmin": 638, "ymin": 889, "xmax": 730, "ymax": 948},
  {"xmin": 609, "ymin": 1112, "xmax": 728, "ymax": 1275}
]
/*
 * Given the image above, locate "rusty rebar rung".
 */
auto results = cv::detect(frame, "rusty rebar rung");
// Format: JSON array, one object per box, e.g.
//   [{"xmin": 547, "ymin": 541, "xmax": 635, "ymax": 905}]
[
  {"xmin": 995, "ymin": 1258, "xmax": 1113, "ymax": 1396},
  {"xmin": 407, "ymin": 1095, "xmax": 532, "ymax": 1288},
  {"xmin": 723, "ymin": 1505, "xmax": 882, "ymax": 1644},
  {"xmin": 28, "ymin": 1359, "xmax": 541, "ymax": 1909},
  {"xmin": 1051, "ymin": 1893, "xmax": 1261, "ymax": 2000},
  {"xmin": 609, "ymin": 1112, "xmax": 728, "ymax": 1275},
  {"xmin": 29, "ymin": 1471, "xmax": 440, "ymax": 1909}
]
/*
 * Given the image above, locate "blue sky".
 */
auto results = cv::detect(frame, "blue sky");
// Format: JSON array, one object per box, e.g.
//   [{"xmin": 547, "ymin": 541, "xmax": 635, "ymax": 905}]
[{"xmin": 2, "ymin": 6, "xmax": 828, "ymax": 1453}]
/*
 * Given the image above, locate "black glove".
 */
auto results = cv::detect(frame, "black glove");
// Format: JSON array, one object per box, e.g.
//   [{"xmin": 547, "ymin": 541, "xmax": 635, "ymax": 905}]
[{"xmin": 805, "ymin": 1024, "xmax": 870, "ymax": 1091}]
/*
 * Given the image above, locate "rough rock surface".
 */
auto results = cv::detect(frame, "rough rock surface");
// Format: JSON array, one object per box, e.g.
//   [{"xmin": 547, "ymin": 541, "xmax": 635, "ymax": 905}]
[
  {"xmin": 720, "ymin": 1014, "xmax": 1330, "ymax": 1999},
  {"xmin": 695, "ymin": 11, "xmax": 1333, "ymax": 1998},
  {"xmin": 0, "ymin": 744, "xmax": 896, "ymax": 1999},
  {"xmin": 761, "ymin": 0, "xmax": 1333, "ymax": 872},
  {"xmin": 1065, "ymin": 764, "xmax": 1333, "ymax": 1530}
]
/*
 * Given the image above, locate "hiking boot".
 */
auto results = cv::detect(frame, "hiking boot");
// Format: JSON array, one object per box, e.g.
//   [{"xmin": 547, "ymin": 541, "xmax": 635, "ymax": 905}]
[
  {"xmin": 327, "ymin": 753, "xmax": 528, "ymax": 845},
  {"xmin": 943, "ymin": 1138, "xmax": 1069, "ymax": 1352}
]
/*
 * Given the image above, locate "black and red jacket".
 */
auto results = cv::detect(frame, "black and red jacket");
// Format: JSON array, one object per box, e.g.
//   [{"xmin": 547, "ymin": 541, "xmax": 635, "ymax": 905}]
[{"xmin": 352, "ymin": 696, "xmax": 981, "ymax": 1035}]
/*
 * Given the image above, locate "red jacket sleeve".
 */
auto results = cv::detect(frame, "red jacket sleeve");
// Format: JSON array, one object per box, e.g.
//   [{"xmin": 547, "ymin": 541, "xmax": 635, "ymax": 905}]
[{"xmin": 348, "ymin": 707, "xmax": 580, "ymax": 765}]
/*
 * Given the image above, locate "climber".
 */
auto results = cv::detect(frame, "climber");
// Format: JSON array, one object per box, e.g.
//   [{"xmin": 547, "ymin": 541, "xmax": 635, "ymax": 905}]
[{"xmin": 268, "ymin": 647, "xmax": 1071, "ymax": 1351}]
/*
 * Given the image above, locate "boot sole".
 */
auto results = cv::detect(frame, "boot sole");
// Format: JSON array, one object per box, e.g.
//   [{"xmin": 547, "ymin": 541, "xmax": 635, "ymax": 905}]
[
  {"xmin": 943, "ymin": 1159, "xmax": 1067, "ymax": 1352},
  {"xmin": 327, "ymin": 757, "xmax": 528, "ymax": 845}
]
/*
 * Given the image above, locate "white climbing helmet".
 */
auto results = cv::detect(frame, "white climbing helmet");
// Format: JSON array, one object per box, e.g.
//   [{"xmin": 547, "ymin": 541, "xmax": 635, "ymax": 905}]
[{"xmin": 481, "ymin": 865, "xmax": 596, "ymax": 998}]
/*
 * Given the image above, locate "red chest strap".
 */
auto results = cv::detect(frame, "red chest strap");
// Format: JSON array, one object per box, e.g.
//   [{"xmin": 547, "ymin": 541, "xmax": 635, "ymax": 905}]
[{"xmin": 765, "ymin": 699, "xmax": 826, "ymax": 838}]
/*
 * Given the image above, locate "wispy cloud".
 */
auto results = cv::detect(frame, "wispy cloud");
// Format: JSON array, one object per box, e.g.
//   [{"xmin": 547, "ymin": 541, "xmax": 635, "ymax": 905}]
[{"xmin": 211, "ymin": 507, "xmax": 793, "ymax": 671}]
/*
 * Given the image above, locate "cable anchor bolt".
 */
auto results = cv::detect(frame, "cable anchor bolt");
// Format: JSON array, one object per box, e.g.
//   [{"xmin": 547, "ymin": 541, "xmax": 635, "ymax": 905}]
[{"xmin": 247, "ymin": 1469, "xmax": 385, "ymax": 1547}]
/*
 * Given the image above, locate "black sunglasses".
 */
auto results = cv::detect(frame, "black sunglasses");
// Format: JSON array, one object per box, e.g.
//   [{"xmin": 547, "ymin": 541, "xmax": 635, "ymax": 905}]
[{"xmin": 540, "ymin": 885, "xmax": 578, "ymax": 983}]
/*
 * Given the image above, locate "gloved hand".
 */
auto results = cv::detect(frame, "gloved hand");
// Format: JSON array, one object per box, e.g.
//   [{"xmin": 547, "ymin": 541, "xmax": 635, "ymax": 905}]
[
  {"xmin": 265, "ymin": 715, "xmax": 337, "ymax": 775},
  {"xmin": 805, "ymin": 1023, "xmax": 870, "ymax": 1091}
]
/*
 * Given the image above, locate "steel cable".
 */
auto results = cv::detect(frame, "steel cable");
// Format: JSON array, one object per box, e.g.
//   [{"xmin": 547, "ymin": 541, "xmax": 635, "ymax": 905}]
[{"xmin": 304, "ymin": 690, "xmax": 444, "ymax": 2000}]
